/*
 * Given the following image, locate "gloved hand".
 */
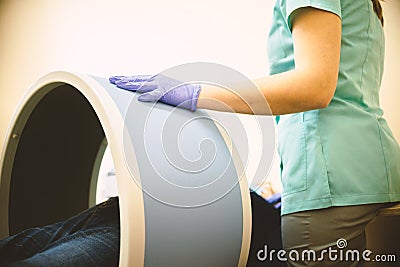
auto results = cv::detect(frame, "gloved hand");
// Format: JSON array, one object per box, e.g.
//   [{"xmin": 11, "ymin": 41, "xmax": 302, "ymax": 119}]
[
  {"xmin": 266, "ymin": 193, "xmax": 282, "ymax": 209},
  {"xmin": 109, "ymin": 74, "xmax": 202, "ymax": 112}
]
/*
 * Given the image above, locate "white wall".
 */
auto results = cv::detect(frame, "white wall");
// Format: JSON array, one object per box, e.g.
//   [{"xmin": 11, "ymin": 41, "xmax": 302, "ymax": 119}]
[
  {"xmin": 0, "ymin": 0, "xmax": 399, "ymax": 190},
  {"xmin": 380, "ymin": 0, "xmax": 400, "ymax": 143}
]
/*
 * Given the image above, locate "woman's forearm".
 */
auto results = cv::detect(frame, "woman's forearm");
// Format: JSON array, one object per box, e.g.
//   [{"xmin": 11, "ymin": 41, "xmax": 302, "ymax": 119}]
[{"xmin": 197, "ymin": 69, "xmax": 335, "ymax": 115}]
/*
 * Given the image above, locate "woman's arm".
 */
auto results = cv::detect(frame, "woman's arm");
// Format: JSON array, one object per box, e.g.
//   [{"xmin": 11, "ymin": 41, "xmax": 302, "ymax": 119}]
[{"xmin": 197, "ymin": 7, "xmax": 342, "ymax": 115}]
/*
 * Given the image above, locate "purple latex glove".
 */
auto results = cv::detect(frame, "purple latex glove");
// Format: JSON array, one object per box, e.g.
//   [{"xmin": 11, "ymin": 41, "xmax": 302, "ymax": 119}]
[
  {"xmin": 109, "ymin": 75, "xmax": 155, "ymax": 92},
  {"xmin": 109, "ymin": 74, "xmax": 201, "ymax": 111},
  {"xmin": 266, "ymin": 193, "xmax": 282, "ymax": 209}
]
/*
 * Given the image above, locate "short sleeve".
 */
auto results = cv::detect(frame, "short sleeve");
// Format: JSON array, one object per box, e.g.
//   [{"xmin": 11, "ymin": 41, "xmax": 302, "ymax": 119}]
[{"xmin": 286, "ymin": 0, "xmax": 341, "ymax": 30}]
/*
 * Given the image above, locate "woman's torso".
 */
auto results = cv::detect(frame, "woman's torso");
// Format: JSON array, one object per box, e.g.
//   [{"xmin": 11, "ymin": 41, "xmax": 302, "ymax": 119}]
[{"xmin": 268, "ymin": 0, "xmax": 400, "ymax": 215}]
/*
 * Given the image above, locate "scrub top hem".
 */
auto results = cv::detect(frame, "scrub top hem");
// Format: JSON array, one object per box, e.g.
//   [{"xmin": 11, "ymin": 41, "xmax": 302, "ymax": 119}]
[{"xmin": 281, "ymin": 194, "xmax": 400, "ymax": 215}]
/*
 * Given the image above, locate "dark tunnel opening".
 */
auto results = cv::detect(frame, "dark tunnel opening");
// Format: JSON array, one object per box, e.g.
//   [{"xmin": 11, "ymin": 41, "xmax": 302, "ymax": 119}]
[{"xmin": 8, "ymin": 84, "xmax": 105, "ymax": 234}]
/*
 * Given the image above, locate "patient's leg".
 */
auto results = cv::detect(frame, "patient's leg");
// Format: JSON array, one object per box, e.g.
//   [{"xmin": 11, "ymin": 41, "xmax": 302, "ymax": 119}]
[{"xmin": 0, "ymin": 197, "xmax": 120, "ymax": 267}]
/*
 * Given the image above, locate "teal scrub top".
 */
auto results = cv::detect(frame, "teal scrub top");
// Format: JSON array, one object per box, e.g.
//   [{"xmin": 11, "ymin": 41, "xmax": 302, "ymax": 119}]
[{"xmin": 268, "ymin": 0, "xmax": 400, "ymax": 215}]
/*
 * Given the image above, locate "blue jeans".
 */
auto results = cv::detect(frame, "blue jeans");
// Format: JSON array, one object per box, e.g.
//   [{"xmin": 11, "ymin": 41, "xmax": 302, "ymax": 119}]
[{"xmin": 0, "ymin": 197, "xmax": 120, "ymax": 267}]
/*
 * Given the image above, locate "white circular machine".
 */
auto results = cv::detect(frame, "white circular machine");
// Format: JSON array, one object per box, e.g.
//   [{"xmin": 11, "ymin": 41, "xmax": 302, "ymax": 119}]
[{"xmin": 0, "ymin": 72, "xmax": 252, "ymax": 266}]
